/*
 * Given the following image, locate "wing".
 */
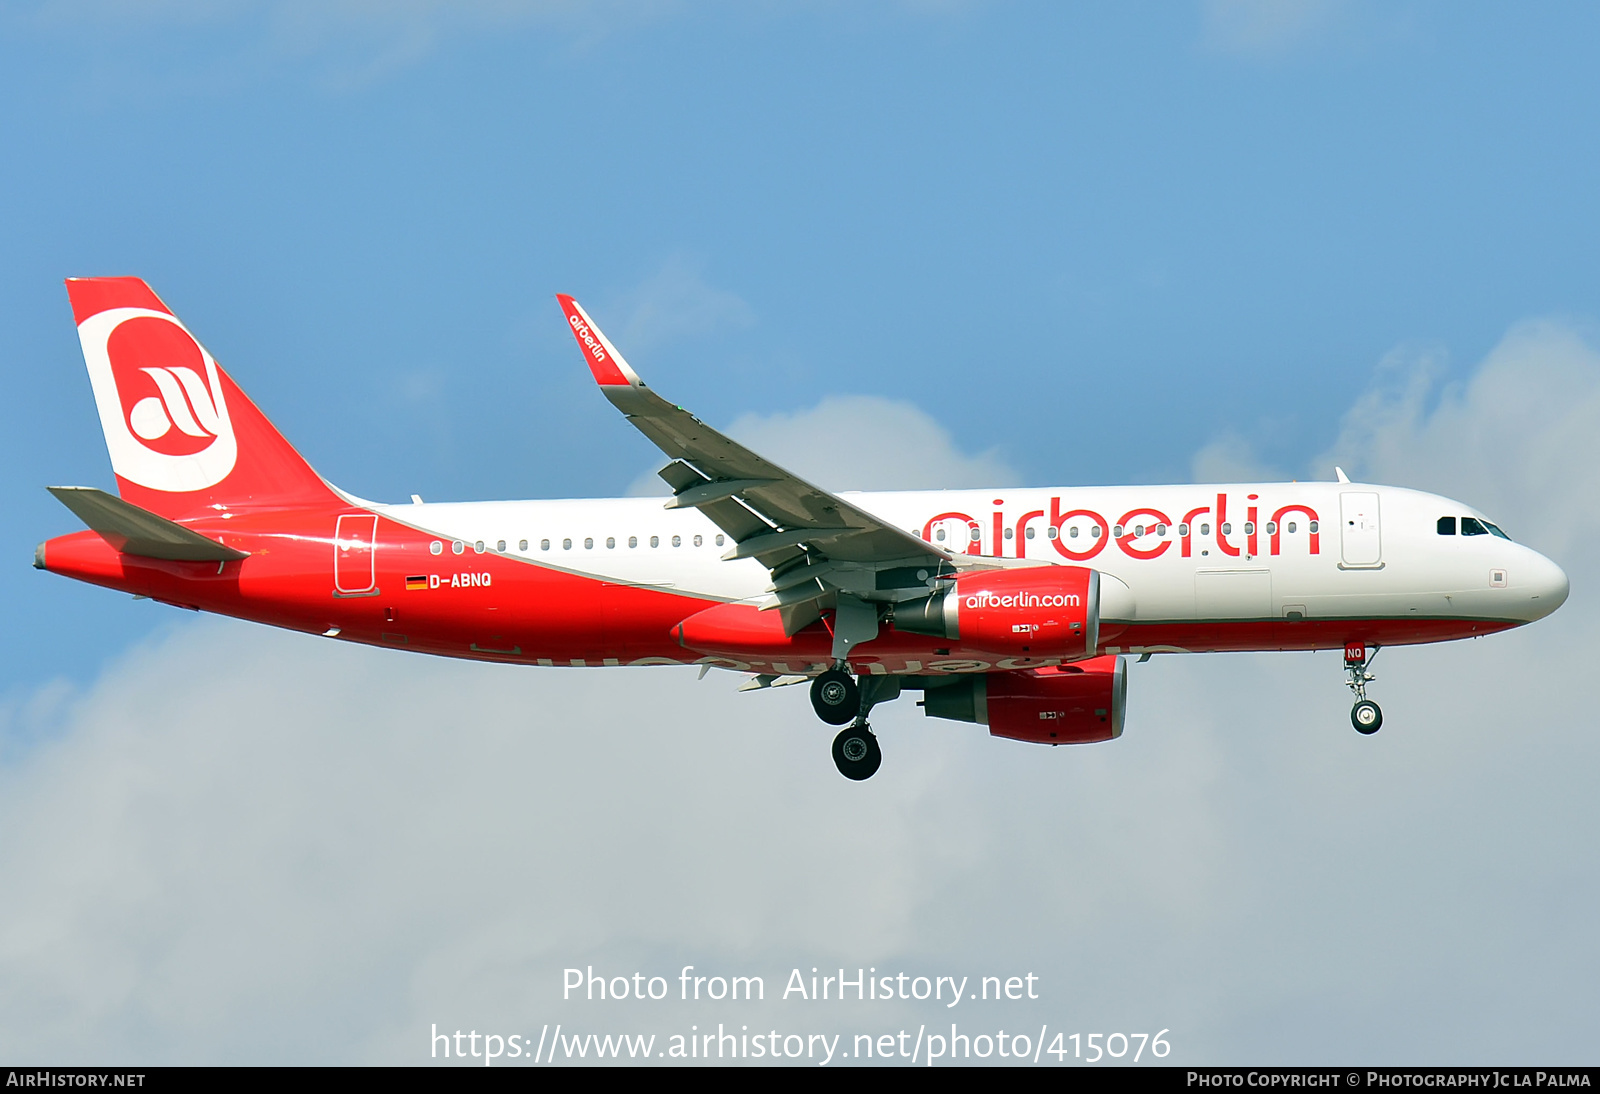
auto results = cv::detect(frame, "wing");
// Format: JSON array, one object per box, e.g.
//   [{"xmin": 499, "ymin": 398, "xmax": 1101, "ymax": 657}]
[{"xmin": 557, "ymin": 295, "xmax": 960, "ymax": 637}]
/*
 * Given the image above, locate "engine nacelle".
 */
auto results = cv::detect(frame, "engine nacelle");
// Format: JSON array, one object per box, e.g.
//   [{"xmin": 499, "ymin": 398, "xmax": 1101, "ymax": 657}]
[
  {"xmin": 921, "ymin": 657, "xmax": 1127, "ymax": 744},
  {"xmin": 893, "ymin": 566, "xmax": 1099, "ymax": 660}
]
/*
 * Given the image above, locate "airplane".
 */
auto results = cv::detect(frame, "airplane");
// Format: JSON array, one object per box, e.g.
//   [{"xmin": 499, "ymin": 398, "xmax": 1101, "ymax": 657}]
[{"xmin": 36, "ymin": 277, "xmax": 1570, "ymax": 780}]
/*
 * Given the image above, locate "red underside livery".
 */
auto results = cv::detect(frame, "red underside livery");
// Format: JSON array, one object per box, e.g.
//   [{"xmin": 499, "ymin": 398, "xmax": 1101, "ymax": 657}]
[{"xmin": 39, "ymin": 279, "xmax": 1570, "ymax": 779}]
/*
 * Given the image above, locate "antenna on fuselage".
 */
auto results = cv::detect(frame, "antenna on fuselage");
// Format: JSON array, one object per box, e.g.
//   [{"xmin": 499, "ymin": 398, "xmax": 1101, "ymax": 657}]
[{"xmin": 1335, "ymin": 467, "xmax": 1351, "ymax": 484}]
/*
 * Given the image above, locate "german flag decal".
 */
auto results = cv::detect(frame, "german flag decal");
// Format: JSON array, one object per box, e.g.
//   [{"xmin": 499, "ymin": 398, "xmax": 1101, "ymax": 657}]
[{"xmin": 406, "ymin": 575, "xmax": 429, "ymax": 591}]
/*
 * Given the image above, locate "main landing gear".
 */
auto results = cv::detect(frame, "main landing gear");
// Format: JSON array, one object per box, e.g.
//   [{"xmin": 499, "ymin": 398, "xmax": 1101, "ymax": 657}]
[
  {"xmin": 831, "ymin": 724, "xmax": 882, "ymax": 781},
  {"xmin": 1344, "ymin": 643, "xmax": 1383, "ymax": 735},
  {"xmin": 811, "ymin": 666, "xmax": 897, "ymax": 780},
  {"xmin": 810, "ymin": 668, "xmax": 859, "ymax": 725}
]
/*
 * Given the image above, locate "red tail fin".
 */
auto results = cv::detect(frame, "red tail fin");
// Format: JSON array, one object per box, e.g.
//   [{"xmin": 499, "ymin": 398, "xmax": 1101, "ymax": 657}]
[{"xmin": 65, "ymin": 277, "xmax": 337, "ymax": 518}]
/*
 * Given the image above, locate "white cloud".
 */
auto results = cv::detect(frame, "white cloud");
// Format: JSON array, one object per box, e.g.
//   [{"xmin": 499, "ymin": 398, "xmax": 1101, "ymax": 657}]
[
  {"xmin": 4, "ymin": 322, "xmax": 1599, "ymax": 1063},
  {"xmin": 1200, "ymin": 0, "xmax": 1342, "ymax": 57},
  {"xmin": 723, "ymin": 395, "xmax": 1019, "ymax": 493},
  {"xmin": 1189, "ymin": 429, "xmax": 1284, "ymax": 484},
  {"xmin": 1318, "ymin": 320, "xmax": 1600, "ymax": 560},
  {"xmin": 607, "ymin": 258, "xmax": 757, "ymax": 355},
  {"xmin": 628, "ymin": 394, "xmax": 1020, "ymax": 496},
  {"xmin": 27, "ymin": 0, "xmax": 678, "ymax": 90}
]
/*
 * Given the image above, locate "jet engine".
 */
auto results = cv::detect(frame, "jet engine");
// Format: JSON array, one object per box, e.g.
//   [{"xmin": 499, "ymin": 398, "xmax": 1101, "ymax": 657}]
[
  {"xmin": 892, "ymin": 565, "xmax": 1102, "ymax": 659},
  {"xmin": 919, "ymin": 657, "xmax": 1127, "ymax": 744}
]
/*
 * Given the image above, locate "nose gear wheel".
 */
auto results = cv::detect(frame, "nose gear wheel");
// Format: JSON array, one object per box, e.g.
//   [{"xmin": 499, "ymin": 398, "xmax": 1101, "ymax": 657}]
[{"xmin": 1351, "ymin": 699, "xmax": 1383, "ymax": 734}]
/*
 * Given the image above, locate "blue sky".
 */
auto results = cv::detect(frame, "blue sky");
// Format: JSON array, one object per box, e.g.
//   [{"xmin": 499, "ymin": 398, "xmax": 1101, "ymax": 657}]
[{"xmin": 3, "ymin": 1, "xmax": 1599, "ymax": 1064}]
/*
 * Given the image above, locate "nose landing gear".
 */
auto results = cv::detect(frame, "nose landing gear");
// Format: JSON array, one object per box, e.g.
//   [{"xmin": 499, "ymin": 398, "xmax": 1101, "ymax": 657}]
[{"xmin": 1344, "ymin": 643, "xmax": 1382, "ymax": 734}]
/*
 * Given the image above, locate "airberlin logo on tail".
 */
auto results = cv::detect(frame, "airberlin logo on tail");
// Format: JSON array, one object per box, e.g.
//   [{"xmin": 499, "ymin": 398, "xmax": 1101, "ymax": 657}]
[{"xmin": 77, "ymin": 307, "xmax": 237, "ymax": 492}]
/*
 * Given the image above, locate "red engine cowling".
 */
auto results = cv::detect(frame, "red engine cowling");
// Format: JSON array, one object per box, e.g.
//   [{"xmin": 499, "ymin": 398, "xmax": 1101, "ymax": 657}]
[
  {"xmin": 893, "ymin": 566, "xmax": 1099, "ymax": 659},
  {"xmin": 920, "ymin": 656, "xmax": 1127, "ymax": 745}
]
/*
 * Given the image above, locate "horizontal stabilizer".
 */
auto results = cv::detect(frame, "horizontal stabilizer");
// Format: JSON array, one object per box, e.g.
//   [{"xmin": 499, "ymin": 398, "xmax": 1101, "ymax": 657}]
[{"xmin": 47, "ymin": 486, "xmax": 248, "ymax": 562}]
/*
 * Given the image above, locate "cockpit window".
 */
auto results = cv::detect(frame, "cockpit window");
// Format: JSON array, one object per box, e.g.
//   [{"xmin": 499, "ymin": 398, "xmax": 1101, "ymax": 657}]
[
  {"xmin": 1484, "ymin": 522, "xmax": 1511, "ymax": 540},
  {"xmin": 1461, "ymin": 517, "xmax": 1488, "ymax": 536},
  {"xmin": 1437, "ymin": 516, "xmax": 1456, "ymax": 535}
]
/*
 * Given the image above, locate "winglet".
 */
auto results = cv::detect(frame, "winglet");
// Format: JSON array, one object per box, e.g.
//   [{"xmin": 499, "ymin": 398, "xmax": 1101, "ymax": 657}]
[{"xmin": 556, "ymin": 295, "xmax": 642, "ymax": 389}]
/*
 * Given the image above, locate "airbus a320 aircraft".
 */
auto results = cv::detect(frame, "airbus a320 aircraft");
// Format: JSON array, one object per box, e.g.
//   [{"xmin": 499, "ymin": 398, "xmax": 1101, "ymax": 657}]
[{"xmin": 38, "ymin": 278, "xmax": 1569, "ymax": 779}]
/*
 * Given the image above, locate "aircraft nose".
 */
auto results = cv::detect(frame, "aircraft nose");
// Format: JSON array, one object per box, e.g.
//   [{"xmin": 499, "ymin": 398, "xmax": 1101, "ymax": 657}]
[{"xmin": 1523, "ymin": 550, "xmax": 1569, "ymax": 620}]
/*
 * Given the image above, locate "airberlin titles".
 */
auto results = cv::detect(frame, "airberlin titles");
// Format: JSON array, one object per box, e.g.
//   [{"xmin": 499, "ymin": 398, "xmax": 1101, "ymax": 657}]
[{"xmin": 925, "ymin": 493, "xmax": 1321, "ymax": 561}]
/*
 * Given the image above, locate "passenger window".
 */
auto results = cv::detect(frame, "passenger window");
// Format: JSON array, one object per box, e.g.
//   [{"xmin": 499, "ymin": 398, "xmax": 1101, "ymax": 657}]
[
  {"xmin": 1287, "ymin": 522, "xmax": 1296, "ymax": 533},
  {"xmin": 1047, "ymin": 526, "xmax": 1058, "ymax": 539},
  {"xmin": 1309, "ymin": 520, "xmax": 1319, "ymax": 533},
  {"xmin": 694, "ymin": 534, "xmax": 703, "ymax": 547},
  {"xmin": 1461, "ymin": 517, "xmax": 1487, "ymax": 536},
  {"xmin": 430, "ymin": 541, "xmax": 442, "ymax": 555},
  {"xmin": 1437, "ymin": 517, "xmax": 1457, "ymax": 535},
  {"xmin": 1004, "ymin": 527, "xmax": 1014, "ymax": 540},
  {"xmin": 540, "ymin": 539, "xmax": 550, "ymax": 551},
  {"xmin": 1264, "ymin": 521, "xmax": 1275, "ymax": 535},
  {"xmin": 716, "ymin": 534, "xmax": 725, "ymax": 546},
  {"xmin": 474, "ymin": 541, "xmax": 485, "ymax": 553},
  {"xmin": 1244, "ymin": 521, "xmax": 1254, "ymax": 536},
  {"xmin": 496, "ymin": 540, "xmax": 506, "ymax": 552},
  {"xmin": 935, "ymin": 528, "xmax": 946, "ymax": 542},
  {"xmin": 1069, "ymin": 526, "xmax": 1079, "ymax": 539},
  {"xmin": 651, "ymin": 535, "xmax": 660, "ymax": 547},
  {"xmin": 518, "ymin": 539, "xmax": 528, "ymax": 552},
  {"xmin": 969, "ymin": 527, "xmax": 981, "ymax": 542},
  {"xmin": 452, "ymin": 541, "xmax": 464, "ymax": 555},
  {"xmin": 629, "ymin": 536, "xmax": 638, "ymax": 548},
  {"xmin": 1156, "ymin": 524, "xmax": 1166, "ymax": 536},
  {"xmin": 1090, "ymin": 526, "xmax": 1101, "ymax": 539},
  {"xmin": 1178, "ymin": 523, "xmax": 1189, "ymax": 537},
  {"xmin": 606, "ymin": 537, "xmax": 615, "ymax": 549},
  {"xmin": 583, "ymin": 537, "xmax": 593, "ymax": 549},
  {"xmin": 1025, "ymin": 526, "xmax": 1036, "ymax": 539},
  {"xmin": 1200, "ymin": 524, "xmax": 1210, "ymax": 536},
  {"xmin": 562, "ymin": 538, "xmax": 572, "ymax": 550},
  {"xmin": 672, "ymin": 535, "xmax": 682, "ymax": 547}
]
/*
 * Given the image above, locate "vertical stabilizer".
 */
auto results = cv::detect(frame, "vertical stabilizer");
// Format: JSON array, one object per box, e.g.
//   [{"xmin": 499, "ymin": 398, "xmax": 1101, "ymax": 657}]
[{"xmin": 65, "ymin": 277, "xmax": 337, "ymax": 517}]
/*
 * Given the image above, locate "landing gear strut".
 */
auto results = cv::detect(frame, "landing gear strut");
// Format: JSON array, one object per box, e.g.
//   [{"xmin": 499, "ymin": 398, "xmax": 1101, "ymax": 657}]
[{"xmin": 1344, "ymin": 643, "xmax": 1383, "ymax": 735}]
